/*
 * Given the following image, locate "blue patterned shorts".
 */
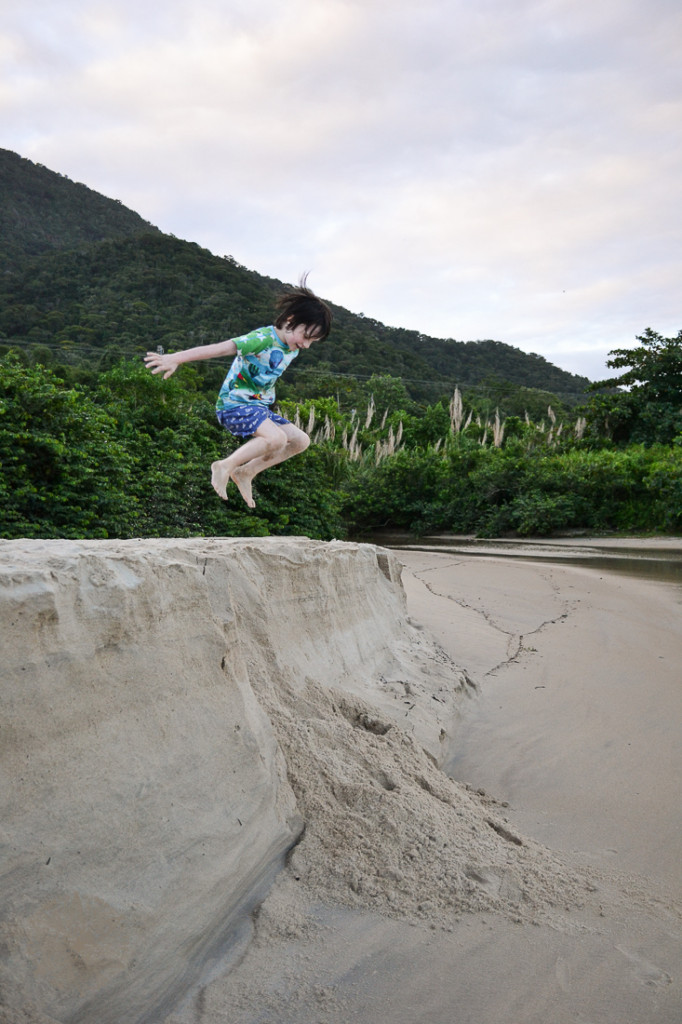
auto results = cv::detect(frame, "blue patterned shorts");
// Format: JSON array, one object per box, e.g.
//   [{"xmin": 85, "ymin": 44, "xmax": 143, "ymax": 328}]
[{"xmin": 216, "ymin": 405, "xmax": 292, "ymax": 438}]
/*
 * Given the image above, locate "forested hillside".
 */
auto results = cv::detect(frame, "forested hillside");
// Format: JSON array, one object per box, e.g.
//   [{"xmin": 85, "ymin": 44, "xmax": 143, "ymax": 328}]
[
  {"xmin": 0, "ymin": 149, "xmax": 160, "ymax": 271},
  {"xmin": 0, "ymin": 149, "xmax": 590, "ymax": 406}
]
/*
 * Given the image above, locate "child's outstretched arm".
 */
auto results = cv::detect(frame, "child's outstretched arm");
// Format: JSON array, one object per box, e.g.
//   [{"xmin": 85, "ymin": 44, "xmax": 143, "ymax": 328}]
[{"xmin": 144, "ymin": 338, "xmax": 238, "ymax": 379}]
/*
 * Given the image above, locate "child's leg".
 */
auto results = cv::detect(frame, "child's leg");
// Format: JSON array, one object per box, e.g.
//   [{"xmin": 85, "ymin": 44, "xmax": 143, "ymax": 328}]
[
  {"xmin": 212, "ymin": 420, "xmax": 309, "ymax": 505},
  {"xmin": 211, "ymin": 420, "xmax": 288, "ymax": 501},
  {"xmin": 231, "ymin": 422, "xmax": 310, "ymax": 507}
]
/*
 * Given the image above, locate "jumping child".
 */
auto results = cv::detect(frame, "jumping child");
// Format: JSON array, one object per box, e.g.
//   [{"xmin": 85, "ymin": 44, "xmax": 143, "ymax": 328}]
[{"xmin": 143, "ymin": 277, "xmax": 332, "ymax": 508}]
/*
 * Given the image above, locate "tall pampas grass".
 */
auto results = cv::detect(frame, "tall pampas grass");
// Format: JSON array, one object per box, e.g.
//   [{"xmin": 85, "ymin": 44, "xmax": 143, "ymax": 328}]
[
  {"xmin": 493, "ymin": 409, "xmax": 505, "ymax": 448},
  {"xmin": 450, "ymin": 387, "xmax": 463, "ymax": 433}
]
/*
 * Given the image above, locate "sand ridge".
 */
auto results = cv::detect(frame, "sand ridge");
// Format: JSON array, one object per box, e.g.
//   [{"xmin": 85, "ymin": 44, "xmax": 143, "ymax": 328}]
[{"xmin": 0, "ymin": 537, "xmax": 478, "ymax": 1022}]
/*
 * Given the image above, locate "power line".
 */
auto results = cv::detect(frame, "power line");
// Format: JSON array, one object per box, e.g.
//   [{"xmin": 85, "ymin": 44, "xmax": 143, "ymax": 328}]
[
  {"xmin": 289, "ymin": 366, "xmax": 588, "ymax": 400},
  {"xmin": 0, "ymin": 337, "xmax": 592, "ymax": 401}
]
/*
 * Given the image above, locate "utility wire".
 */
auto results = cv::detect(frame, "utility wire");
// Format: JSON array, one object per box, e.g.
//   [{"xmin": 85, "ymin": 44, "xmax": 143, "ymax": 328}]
[{"xmin": 1, "ymin": 337, "xmax": 593, "ymax": 401}]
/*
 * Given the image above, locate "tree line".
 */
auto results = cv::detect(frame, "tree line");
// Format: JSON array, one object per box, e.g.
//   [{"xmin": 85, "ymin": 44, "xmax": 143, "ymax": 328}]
[{"xmin": 1, "ymin": 329, "xmax": 680, "ymax": 541}]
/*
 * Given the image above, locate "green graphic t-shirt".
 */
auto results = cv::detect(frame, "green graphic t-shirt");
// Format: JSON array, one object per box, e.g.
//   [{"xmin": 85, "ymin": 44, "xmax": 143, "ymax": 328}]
[{"xmin": 216, "ymin": 326, "xmax": 298, "ymax": 410}]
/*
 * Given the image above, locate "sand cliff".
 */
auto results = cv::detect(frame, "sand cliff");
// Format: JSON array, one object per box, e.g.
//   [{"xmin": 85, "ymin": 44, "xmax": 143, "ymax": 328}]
[{"xmin": 1, "ymin": 538, "xmax": 476, "ymax": 1023}]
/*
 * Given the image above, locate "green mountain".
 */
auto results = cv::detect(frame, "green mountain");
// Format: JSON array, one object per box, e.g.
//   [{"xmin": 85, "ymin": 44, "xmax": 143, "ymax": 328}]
[
  {"xmin": 0, "ymin": 149, "xmax": 160, "ymax": 269},
  {"xmin": 0, "ymin": 149, "xmax": 591, "ymax": 403}
]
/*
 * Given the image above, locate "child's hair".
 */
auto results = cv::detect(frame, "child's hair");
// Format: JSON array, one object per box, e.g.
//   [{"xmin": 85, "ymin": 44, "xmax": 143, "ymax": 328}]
[{"xmin": 274, "ymin": 273, "xmax": 332, "ymax": 341}]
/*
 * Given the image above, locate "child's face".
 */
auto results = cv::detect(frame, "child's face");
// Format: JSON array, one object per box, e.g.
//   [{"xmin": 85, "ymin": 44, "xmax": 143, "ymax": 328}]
[{"xmin": 281, "ymin": 322, "xmax": 322, "ymax": 351}]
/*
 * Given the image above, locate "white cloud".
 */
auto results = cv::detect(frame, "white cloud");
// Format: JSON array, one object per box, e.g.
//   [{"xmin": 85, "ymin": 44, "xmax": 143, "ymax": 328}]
[{"xmin": 1, "ymin": 0, "xmax": 681, "ymax": 380}]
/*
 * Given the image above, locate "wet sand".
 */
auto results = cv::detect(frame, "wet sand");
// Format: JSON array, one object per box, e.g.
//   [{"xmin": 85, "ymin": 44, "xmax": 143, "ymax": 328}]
[
  {"xmin": 400, "ymin": 543, "xmax": 682, "ymax": 891},
  {"xmin": 166, "ymin": 539, "xmax": 682, "ymax": 1024}
]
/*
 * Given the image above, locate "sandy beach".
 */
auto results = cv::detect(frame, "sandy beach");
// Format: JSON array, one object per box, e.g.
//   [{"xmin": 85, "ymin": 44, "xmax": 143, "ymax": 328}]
[
  {"xmin": 165, "ymin": 539, "xmax": 682, "ymax": 1024},
  {"xmin": 1, "ymin": 537, "xmax": 680, "ymax": 1024}
]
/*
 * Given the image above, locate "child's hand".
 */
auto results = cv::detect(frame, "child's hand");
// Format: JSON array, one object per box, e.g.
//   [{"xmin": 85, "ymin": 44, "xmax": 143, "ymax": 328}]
[{"xmin": 144, "ymin": 352, "xmax": 179, "ymax": 379}]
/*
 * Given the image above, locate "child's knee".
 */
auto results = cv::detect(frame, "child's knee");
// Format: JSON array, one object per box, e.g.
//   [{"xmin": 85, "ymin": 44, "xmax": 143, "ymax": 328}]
[
  {"xmin": 264, "ymin": 430, "xmax": 288, "ymax": 456},
  {"xmin": 287, "ymin": 429, "xmax": 310, "ymax": 455}
]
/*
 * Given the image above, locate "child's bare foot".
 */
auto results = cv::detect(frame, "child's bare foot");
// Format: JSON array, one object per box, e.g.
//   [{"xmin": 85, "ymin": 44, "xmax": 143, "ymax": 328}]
[
  {"xmin": 231, "ymin": 467, "xmax": 255, "ymax": 508},
  {"xmin": 211, "ymin": 461, "xmax": 231, "ymax": 500}
]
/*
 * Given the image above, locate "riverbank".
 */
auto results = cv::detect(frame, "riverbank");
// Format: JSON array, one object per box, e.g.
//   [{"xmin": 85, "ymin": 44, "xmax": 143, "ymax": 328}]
[{"xmin": 165, "ymin": 538, "xmax": 682, "ymax": 1024}]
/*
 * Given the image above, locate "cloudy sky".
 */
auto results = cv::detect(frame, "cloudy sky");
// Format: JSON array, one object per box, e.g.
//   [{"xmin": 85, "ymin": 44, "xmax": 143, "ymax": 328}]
[{"xmin": 2, "ymin": 0, "xmax": 681, "ymax": 380}]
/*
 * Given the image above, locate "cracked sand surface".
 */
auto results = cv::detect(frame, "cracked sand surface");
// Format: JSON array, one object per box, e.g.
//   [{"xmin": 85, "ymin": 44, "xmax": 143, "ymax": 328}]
[{"xmin": 400, "ymin": 552, "xmax": 576, "ymax": 682}]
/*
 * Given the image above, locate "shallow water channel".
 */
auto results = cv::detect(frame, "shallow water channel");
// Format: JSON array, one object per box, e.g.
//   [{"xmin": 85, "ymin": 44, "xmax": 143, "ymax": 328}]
[{"xmin": 373, "ymin": 533, "xmax": 682, "ymax": 587}]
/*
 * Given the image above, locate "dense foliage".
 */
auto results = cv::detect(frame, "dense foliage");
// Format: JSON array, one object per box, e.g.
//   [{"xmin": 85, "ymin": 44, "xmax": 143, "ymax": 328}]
[
  {"xmin": 587, "ymin": 329, "xmax": 682, "ymax": 445},
  {"xmin": 0, "ymin": 356, "xmax": 344, "ymax": 540},
  {"xmin": 344, "ymin": 439, "xmax": 682, "ymax": 537},
  {"xmin": 1, "ymin": 348, "xmax": 680, "ymax": 542}
]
